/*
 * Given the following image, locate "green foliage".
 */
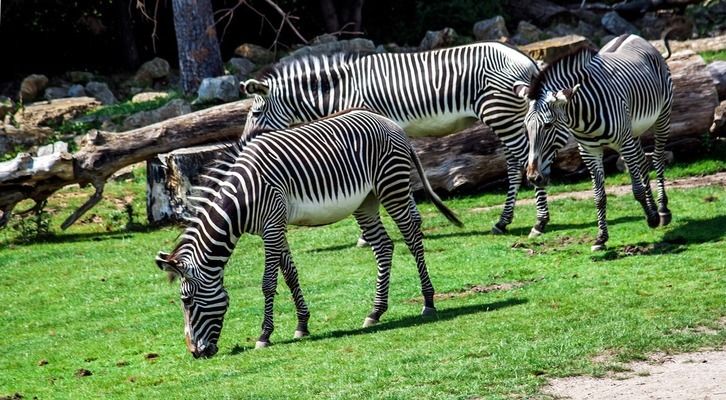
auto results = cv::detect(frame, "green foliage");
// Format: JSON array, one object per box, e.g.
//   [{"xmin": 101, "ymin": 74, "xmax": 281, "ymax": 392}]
[
  {"xmin": 700, "ymin": 50, "xmax": 726, "ymax": 63},
  {"xmin": 1, "ymin": 160, "xmax": 725, "ymax": 399},
  {"xmin": 86, "ymin": 92, "xmax": 181, "ymax": 120},
  {"xmin": 8, "ymin": 201, "xmax": 52, "ymax": 243}
]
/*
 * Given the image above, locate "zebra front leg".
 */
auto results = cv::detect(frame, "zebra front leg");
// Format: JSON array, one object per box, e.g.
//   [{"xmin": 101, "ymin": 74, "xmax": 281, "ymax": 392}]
[
  {"xmin": 383, "ymin": 196, "xmax": 436, "ymax": 317},
  {"xmin": 653, "ymin": 111, "xmax": 672, "ymax": 226},
  {"xmin": 257, "ymin": 227, "xmax": 287, "ymax": 348},
  {"xmin": 494, "ymin": 151, "xmax": 523, "ymax": 234},
  {"xmin": 354, "ymin": 197, "xmax": 393, "ymax": 327},
  {"xmin": 582, "ymin": 150, "xmax": 609, "ymax": 251},
  {"xmin": 279, "ymin": 250, "xmax": 311, "ymax": 339},
  {"xmin": 529, "ymin": 185, "xmax": 551, "ymax": 238},
  {"xmin": 621, "ymin": 138, "xmax": 659, "ymax": 228}
]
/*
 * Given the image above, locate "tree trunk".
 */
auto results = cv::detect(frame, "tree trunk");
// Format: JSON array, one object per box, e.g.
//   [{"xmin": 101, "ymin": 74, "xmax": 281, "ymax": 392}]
[
  {"xmin": 171, "ymin": 0, "xmax": 224, "ymax": 95},
  {"xmin": 115, "ymin": 0, "xmax": 140, "ymax": 70}
]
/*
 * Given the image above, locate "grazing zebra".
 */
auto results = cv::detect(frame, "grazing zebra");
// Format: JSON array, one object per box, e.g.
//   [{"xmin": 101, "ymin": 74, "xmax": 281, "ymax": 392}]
[
  {"xmin": 155, "ymin": 109, "xmax": 462, "ymax": 358},
  {"xmin": 241, "ymin": 42, "xmax": 569, "ymax": 238},
  {"xmin": 515, "ymin": 34, "xmax": 674, "ymax": 250}
]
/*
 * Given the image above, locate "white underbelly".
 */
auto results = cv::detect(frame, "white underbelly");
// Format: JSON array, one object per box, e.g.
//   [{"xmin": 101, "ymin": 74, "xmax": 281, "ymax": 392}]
[
  {"xmin": 288, "ymin": 190, "xmax": 370, "ymax": 226},
  {"xmin": 400, "ymin": 112, "xmax": 478, "ymax": 137},
  {"xmin": 631, "ymin": 112, "xmax": 659, "ymax": 137}
]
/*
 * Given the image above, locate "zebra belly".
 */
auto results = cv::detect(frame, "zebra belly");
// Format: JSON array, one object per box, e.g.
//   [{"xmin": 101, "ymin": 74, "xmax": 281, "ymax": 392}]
[
  {"xmin": 288, "ymin": 190, "xmax": 370, "ymax": 226},
  {"xmin": 631, "ymin": 112, "xmax": 659, "ymax": 137},
  {"xmin": 400, "ymin": 112, "xmax": 478, "ymax": 137}
]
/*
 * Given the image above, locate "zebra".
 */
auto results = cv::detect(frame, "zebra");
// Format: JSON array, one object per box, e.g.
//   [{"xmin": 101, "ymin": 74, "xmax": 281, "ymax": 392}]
[
  {"xmin": 515, "ymin": 34, "xmax": 674, "ymax": 250},
  {"xmin": 154, "ymin": 109, "xmax": 462, "ymax": 358},
  {"xmin": 241, "ymin": 42, "xmax": 570, "ymax": 239}
]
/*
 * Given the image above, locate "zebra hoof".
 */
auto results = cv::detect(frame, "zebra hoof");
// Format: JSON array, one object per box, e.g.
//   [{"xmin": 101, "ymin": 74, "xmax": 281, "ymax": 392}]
[
  {"xmin": 647, "ymin": 214, "xmax": 660, "ymax": 228},
  {"xmin": 528, "ymin": 227, "xmax": 543, "ymax": 239},
  {"xmin": 356, "ymin": 237, "xmax": 370, "ymax": 248},
  {"xmin": 363, "ymin": 317, "xmax": 379, "ymax": 328},
  {"xmin": 293, "ymin": 330, "xmax": 309, "ymax": 339},
  {"xmin": 659, "ymin": 212, "xmax": 672, "ymax": 227},
  {"xmin": 421, "ymin": 306, "xmax": 437, "ymax": 318},
  {"xmin": 491, "ymin": 225, "xmax": 506, "ymax": 235},
  {"xmin": 591, "ymin": 244, "xmax": 607, "ymax": 252},
  {"xmin": 255, "ymin": 340, "xmax": 271, "ymax": 349}
]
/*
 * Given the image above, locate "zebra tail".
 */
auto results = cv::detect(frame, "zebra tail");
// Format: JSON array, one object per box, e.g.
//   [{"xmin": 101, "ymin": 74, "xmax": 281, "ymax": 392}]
[
  {"xmin": 661, "ymin": 27, "xmax": 674, "ymax": 60},
  {"xmin": 408, "ymin": 146, "xmax": 464, "ymax": 228}
]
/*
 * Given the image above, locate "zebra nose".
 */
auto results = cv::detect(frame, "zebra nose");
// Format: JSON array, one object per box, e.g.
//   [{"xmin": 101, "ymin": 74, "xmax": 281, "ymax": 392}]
[
  {"xmin": 528, "ymin": 171, "xmax": 546, "ymax": 187},
  {"xmin": 192, "ymin": 342, "xmax": 218, "ymax": 358}
]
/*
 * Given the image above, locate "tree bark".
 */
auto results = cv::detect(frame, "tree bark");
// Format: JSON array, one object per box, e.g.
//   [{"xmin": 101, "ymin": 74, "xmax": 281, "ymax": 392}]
[
  {"xmin": 115, "ymin": 0, "xmax": 140, "ymax": 70},
  {"xmin": 171, "ymin": 0, "xmax": 224, "ymax": 95}
]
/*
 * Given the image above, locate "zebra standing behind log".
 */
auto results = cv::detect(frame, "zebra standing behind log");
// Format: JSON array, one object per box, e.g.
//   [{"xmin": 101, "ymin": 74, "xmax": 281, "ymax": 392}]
[
  {"xmin": 515, "ymin": 34, "xmax": 674, "ymax": 250},
  {"xmin": 241, "ymin": 42, "xmax": 570, "ymax": 238},
  {"xmin": 155, "ymin": 109, "xmax": 462, "ymax": 358}
]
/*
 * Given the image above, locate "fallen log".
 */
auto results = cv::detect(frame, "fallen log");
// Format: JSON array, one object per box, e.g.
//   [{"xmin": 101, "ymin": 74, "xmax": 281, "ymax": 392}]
[{"xmin": 0, "ymin": 100, "xmax": 252, "ymax": 228}]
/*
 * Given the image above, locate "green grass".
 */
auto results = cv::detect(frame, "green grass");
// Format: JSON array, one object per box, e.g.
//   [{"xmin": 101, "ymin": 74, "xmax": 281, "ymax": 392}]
[
  {"xmin": 1, "ymin": 159, "xmax": 725, "ymax": 399},
  {"xmin": 700, "ymin": 50, "xmax": 726, "ymax": 63}
]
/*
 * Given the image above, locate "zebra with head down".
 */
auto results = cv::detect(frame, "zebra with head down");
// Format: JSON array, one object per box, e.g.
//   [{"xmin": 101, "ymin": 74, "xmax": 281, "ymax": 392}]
[
  {"xmin": 155, "ymin": 109, "xmax": 462, "ymax": 357},
  {"xmin": 241, "ymin": 42, "xmax": 570, "ymax": 239}
]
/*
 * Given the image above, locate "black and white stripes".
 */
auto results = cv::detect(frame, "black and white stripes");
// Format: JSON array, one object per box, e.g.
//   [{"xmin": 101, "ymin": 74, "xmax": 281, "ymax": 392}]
[
  {"xmin": 241, "ymin": 43, "xmax": 567, "ymax": 237},
  {"xmin": 155, "ymin": 110, "xmax": 461, "ymax": 357},
  {"xmin": 517, "ymin": 34, "xmax": 674, "ymax": 250}
]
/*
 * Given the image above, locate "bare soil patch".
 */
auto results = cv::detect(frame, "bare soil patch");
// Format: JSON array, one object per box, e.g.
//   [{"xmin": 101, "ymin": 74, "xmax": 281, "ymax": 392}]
[{"xmin": 542, "ymin": 348, "xmax": 726, "ymax": 399}]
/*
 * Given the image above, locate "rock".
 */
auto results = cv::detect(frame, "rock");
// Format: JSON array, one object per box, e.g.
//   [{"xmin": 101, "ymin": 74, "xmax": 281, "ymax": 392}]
[
  {"xmin": 707, "ymin": 61, "xmax": 726, "ymax": 100},
  {"xmin": 111, "ymin": 162, "xmax": 144, "ymax": 182},
  {"xmin": 44, "ymin": 86, "xmax": 68, "ymax": 100},
  {"xmin": 650, "ymin": 34, "xmax": 726, "ymax": 55},
  {"xmin": 282, "ymin": 38, "xmax": 376, "ymax": 62},
  {"xmin": 600, "ymin": 35, "xmax": 617, "ymax": 47},
  {"xmin": 14, "ymin": 97, "xmax": 101, "ymax": 128},
  {"xmin": 601, "ymin": 11, "xmax": 640, "ymax": 36},
  {"xmin": 67, "ymin": 71, "xmax": 94, "ymax": 84},
  {"xmin": 195, "ymin": 75, "xmax": 239, "ymax": 104},
  {"xmin": 19, "ymin": 74, "xmax": 49, "ymax": 102},
  {"xmin": 0, "ymin": 96, "xmax": 14, "ymax": 119},
  {"xmin": 121, "ymin": 98, "xmax": 191, "ymax": 130},
  {"xmin": 67, "ymin": 84, "xmax": 87, "ymax": 97},
  {"xmin": 85, "ymin": 81, "xmax": 117, "ymax": 105},
  {"xmin": 419, "ymin": 27, "xmax": 458, "ymax": 51},
  {"xmin": 234, "ymin": 43, "xmax": 275, "ymax": 64},
  {"xmin": 512, "ymin": 21, "xmax": 546, "ymax": 45},
  {"xmin": 37, "ymin": 141, "xmax": 68, "ymax": 156},
  {"xmin": 711, "ymin": 100, "xmax": 726, "ymax": 136},
  {"xmin": 519, "ymin": 35, "xmax": 592, "ymax": 64},
  {"xmin": 131, "ymin": 91, "xmax": 169, "ymax": 103},
  {"xmin": 472, "ymin": 16, "xmax": 509, "ymax": 41},
  {"xmin": 227, "ymin": 57, "xmax": 256, "ymax": 80},
  {"xmin": 311, "ymin": 33, "xmax": 337, "ymax": 45},
  {"xmin": 134, "ymin": 57, "xmax": 171, "ymax": 87},
  {"xmin": 546, "ymin": 23, "xmax": 577, "ymax": 38},
  {"xmin": 637, "ymin": 12, "xmax": 694, "ymax": 40}
]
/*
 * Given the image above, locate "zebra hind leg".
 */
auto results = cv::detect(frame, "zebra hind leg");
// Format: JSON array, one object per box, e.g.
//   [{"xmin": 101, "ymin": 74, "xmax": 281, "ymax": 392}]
[
  {"xmin": 279, "ymin": 251, "xmax": 311, "ymax": 339},
  {"xmin": 354, "ymin": 195, "xmax": 393, "ymax": 327},
  {"xmin": 382, "ymin": 195, "xmax": 436, "ymax": 318},
  {"xmin": 621, "ymin": 138, "xmax": 659, "ymax": 228},
  {"xmin": 356, "ymin": 194, "xmax": 420, "ymax": 247},
  {"xmin": 653, "ymin": 111, "xmax": 672, "ymax": 226}
]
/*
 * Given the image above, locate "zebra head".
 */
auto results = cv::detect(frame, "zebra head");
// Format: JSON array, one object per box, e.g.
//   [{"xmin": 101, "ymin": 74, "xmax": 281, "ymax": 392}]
[
  {"xmin": 241, "ymin": 79, "xmax": 293, "ymax": 137},
  {"xmin": 517, "ymin": 83, "xmax": 580, "ymax": 186},
  {"xmin": 155, "ymin": 251, "xmax": 229, "ymax": 358}
]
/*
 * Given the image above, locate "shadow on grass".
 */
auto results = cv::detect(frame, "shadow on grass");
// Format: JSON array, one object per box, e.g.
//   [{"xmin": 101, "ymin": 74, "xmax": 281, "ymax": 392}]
[
  {"xmin": 2, "ymin": 224, "xmax": 160, "ymax": 246},
  {"xmin": 305, "ymin": 229, "xmax": 493, "ymax": 253},
  {"xmin": 591, "ymin": 215, "xmax": 726, "ymax": 261},
  {"xmin": 229, "ymin": 297, "xmax": 527, "ymax": 354}
]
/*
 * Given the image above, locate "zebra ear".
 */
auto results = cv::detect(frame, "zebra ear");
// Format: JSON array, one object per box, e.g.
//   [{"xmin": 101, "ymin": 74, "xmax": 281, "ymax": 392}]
[
  {"xmin": 156, "ymin": 251, "xmax": 180, "ymax": 273},
  {"xmin": 554, "ymin": 84, "xmax": 581, "ymax": 104},
  {"xmin": 241, "ymin": 79, "xmax": 269, "ymax": 96},
  {"xmin": 512, "ymin": 83, "xmax": 530, "ymax": 99}
]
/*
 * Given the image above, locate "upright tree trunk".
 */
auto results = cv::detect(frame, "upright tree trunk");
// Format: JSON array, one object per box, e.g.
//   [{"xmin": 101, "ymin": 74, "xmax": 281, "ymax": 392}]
[
  {"xmin": 116, "ymin": 0, "xmax": 139, "ymax": 69},
  {"xmin": 171, "ymin": 0, "xmax": 224, "ymax": 95}
]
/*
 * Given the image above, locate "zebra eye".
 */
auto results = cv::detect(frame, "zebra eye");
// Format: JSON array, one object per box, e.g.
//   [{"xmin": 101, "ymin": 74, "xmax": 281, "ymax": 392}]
[
  {"xmin": 543, "ymin": 121, "xmax": 554, "ymax": 129},
  {"xmin": 181, "ymin": 295, "xmax": 193, "ymax": 306},
  {"xmin": 251, "ymin": 110, "xmax": 262, "ymax": 118}
]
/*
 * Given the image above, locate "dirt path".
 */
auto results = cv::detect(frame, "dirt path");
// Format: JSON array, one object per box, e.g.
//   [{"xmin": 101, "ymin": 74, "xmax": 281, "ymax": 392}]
[
  {"xmin": 471, "ymin": 172, "xmax": 726, "ymax": 213},
  {"xmin": 542, "ymin": 349, "xmax": 726, "ymax": 400}
]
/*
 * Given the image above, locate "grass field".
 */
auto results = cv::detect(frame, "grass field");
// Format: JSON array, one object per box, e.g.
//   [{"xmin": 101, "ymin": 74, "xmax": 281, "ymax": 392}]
[{"xmin": 1, "ymin": 147, "xmax": 725, "ymax": 399}]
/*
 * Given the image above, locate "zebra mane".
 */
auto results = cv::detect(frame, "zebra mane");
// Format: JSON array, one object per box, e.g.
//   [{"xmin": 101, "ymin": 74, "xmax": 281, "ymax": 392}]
[
  {"xmin": 261, "ymin": 52, "xmax": 363, "ymax": 81},
  {"xmin": 529, "ymin": 46, "xmax": 598, "ymax": 98}
]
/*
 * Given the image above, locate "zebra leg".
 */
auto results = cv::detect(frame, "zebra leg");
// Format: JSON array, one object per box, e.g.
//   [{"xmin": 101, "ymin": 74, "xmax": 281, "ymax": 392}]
[
  {"xmin": 493, "ymin": 149, "xmax": 523, "ymax": 234},
  {"xmin": 621, "ymin": 137, "xmax": 659, "ymax": 228},
  {"xmin": 353, "ymin": 195, "xmax": 393, "ymax": 327},
  {"xmin": 279, "ymin": 250, "xmax": 311, "ymax": 339},
  {"xmin": 356, "ymin": 194, "xmax": 419, "ymax": 247},
  {"xmin": 581, "ymin": 149, "xmax": 609, "ymax": 251},
  {"xmin": 529, "ymin": 185, "xmax": 551, "ymax": 238},
  {"xmin": 653, "ymin": 110, "xmax": 672, "ymax": 226},
  {"xmin": 257, "ymin": 226, "xmax": 287, "ymax": 348},
  {"xmin": 382, "ymin": 194, "xmax": 436, "ymax": 318}
]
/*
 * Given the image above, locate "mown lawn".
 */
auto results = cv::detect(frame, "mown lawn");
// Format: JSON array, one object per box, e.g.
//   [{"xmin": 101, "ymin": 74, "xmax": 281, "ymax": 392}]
[{"xmin": 1, "ymin": 152, "xmax": 725, "ymax": 399}]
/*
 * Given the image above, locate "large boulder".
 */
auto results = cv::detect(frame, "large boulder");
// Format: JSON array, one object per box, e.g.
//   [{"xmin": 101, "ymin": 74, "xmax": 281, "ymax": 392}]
[
  {"xmin": 14, "ymin": 97, "xmax": 101, "ymax": 128},
  {"xmin": 472, "ymin": 16, "xmax": 509, "ymax": 41},
  {"xmin": 195, "ymin": 75, "xmax": 239, "ymax": 104},
  {"xmin": 511, "ymin": 21, "xmax": 546, "ymax": 45},
  {"xmin": 37, "ymin": 141, "xmax": 69, "ymax": 157},
  {"xmin": 131, "ymin": 91, "xmax": 169, "ymax": 103},
  {"xmin": 519, "ymin": 35, "xmax": 592, "ymax": 64},
  {"xmin": 122, "ymin": 98, "xmax": 191, "ymax": 130},
  {"xmin": 282, "ymin": 38, "xmax": 376, "ymax": 62},
  {"xmin": 44, "ymin": 87, "xmax": 68, "ymax": 100},
  {"xmin": 227, "ymin": 57, "xmax": 256, "ymax": 80},
  {"xmin": 85, "ymin": 81, "xmax": 117, "ymax": 105},
  {"xmin": 19, "ymin": 74, "xmax": 49, "ymax": 102},
  {"xmin": 234, "ymin": 43, "xmax": 275, "ymax": 64},
  {"xmin": 712, "ymin": 100, "xmax": 726, "ymax": 137},
  {"xmin": 707, "ymin": 61, "xmax": 726, "ymax": 100},
  {"xmin": 0, "ymin": 96, "xmax": 14, "ymax": 120},
  {"xmin": 67, "ymin": 84, "xmax": 87, "ymax": 98},
  {"xmin": 134, "ymin": 57, "xmax": 171, "ymax": 87},
  {"xmin": 601, "ymin": 11, "xmax": 640, "ymax": 36},
  {"xmin": 67, "ymin": 71, "xmax": 94, "ymax": 84},
  {"xmin": 419, "ymin": 28, "xmax": 458, "ymax": 51}
]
